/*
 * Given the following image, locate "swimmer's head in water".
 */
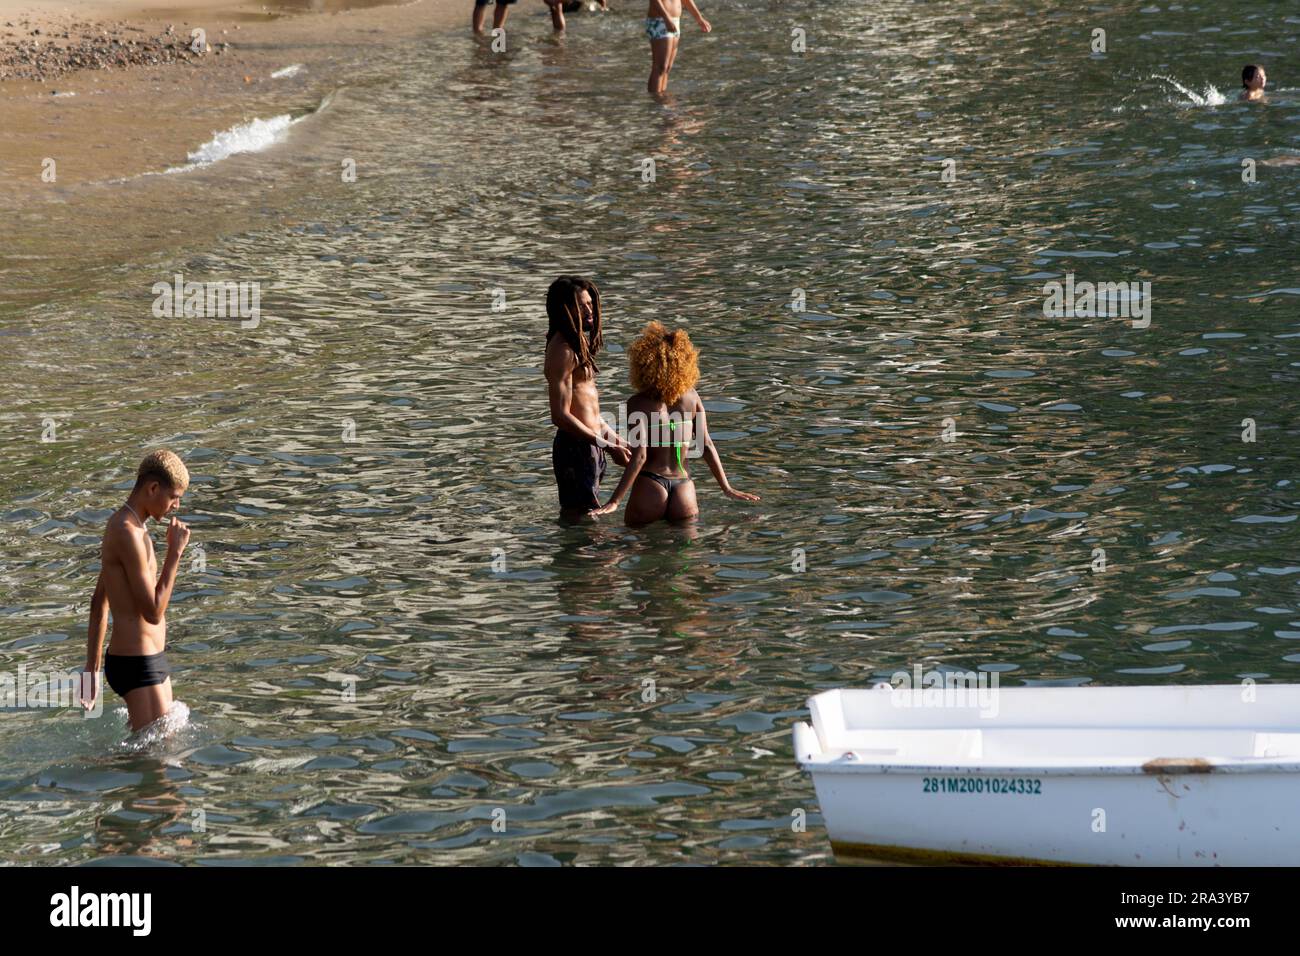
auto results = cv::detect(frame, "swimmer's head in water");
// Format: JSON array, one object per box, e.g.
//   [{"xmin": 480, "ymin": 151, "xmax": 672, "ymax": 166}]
[
  {"xmin": 546, "ymin": 275, "xmax": 603, "ymax": 371},
  {"xmin": 628, "ymin": 321, "xmax": 700, "ymax": 406},
  {"xmin": 133, "ymin": 448, "xmax": 189, "ymax": 518},
  {"xmin": 1242, "ymin": 64, "xmax": 1266, "ymax": 90}
]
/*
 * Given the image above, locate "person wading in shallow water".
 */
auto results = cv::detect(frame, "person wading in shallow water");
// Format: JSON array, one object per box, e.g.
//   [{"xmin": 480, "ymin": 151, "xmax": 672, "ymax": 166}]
[
  {"xmin": 81, "ymin": 449, "xmax": 191, "ymax": 732},
  {"xmin": 472, "ymin": 0, "xmax": 517, "ymax": 35},
  {"xmin": 544, "ymin": 0, "xmax": 608, "ymax": 32},
  {"xmin": 592, "ymin": 321, "xmax": 759, "ymax": 524},
  {"xmin": 543, "ymin": 275, "xmax": 631, "ymax": 519}
]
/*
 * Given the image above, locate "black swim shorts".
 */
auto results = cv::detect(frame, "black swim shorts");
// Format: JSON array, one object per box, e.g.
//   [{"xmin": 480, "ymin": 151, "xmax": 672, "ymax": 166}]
[
  {"xmin": 105, "ymin": 651, "xmax": 172, "ymax": 698},
  {"xmin": 475, "ymin": 0, "xmax": 517, "ymax": 6},
  {"xmin": 552, "ymin": 429, "xmax": 606, "ymax": 511}
]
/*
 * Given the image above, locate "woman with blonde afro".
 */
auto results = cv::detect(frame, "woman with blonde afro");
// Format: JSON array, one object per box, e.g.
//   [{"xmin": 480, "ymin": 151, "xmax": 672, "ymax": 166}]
[{"xmin": 593, "ymin": 321, "xmax": 759, "ymax": 524}]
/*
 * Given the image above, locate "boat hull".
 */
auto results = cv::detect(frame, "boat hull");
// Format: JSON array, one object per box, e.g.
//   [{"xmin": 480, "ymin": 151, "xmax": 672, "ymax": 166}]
[
  {"xmin": 795, "ymin": 684, "xmax": 1300, "ymax": 866},
  {"xmin": 810, "ymin": 767, "xmax": 1297, "ymax": 865}
]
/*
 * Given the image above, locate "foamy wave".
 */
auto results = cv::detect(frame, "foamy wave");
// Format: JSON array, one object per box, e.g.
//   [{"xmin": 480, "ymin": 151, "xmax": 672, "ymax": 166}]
[
  {"xmin": 168, "ymin": 96, "xmax": 334, "ymax": 173},
  {"xmin": 271, "ymin": 63, "xmax": 305, "ymax": 79},
  {"xmin": 187, "ymin": 114, "xmax": 294, "ymax": 166},
  {"xmin": 100, "ymin": 94, "xmax": 334, "ymax": 183}
]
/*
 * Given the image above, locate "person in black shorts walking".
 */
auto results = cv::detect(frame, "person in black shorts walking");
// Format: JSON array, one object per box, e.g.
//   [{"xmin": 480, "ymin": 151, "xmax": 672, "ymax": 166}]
[{"xmin": 473, "ymin": 0, "xmax": 517, "ymax": 35}]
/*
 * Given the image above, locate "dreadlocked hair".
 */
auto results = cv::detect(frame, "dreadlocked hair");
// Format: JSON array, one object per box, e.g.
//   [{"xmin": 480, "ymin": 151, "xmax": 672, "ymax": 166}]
[{"xmin": 545, "ymin": 275, "xmax": 603, "ymax": 372}]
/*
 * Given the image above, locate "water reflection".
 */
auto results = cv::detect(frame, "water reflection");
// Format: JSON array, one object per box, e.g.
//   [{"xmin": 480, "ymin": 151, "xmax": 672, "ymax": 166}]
[{"xmin": 2, "ymin": 1, "xmax": 1299, "ymax": 864}]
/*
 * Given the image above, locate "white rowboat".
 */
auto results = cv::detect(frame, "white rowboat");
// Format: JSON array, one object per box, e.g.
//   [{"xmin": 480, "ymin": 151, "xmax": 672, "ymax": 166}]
[{"xmin": 793, "ymin": 683, "xmax": 1300, "ymax": 866}]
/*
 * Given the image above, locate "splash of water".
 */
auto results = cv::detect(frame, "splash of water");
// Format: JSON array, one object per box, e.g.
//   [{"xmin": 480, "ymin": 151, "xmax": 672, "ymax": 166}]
[
  {"xmin": 115, "ymin": 701, "xmax": 192, "ymax": 753},
  {"xmin": 1149, "ymin": 74, "xmax": 1227, "ymax": 107}
]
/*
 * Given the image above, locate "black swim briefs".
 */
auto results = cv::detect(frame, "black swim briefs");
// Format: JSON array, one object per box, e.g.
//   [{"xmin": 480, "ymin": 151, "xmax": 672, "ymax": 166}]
[
  {"xmin": 552, "ymin": 429, "xmax": 606, "ymax": 511},
  {"xmin": 104, "ymin": 651, "xmax": 172, "ymax": 698}
]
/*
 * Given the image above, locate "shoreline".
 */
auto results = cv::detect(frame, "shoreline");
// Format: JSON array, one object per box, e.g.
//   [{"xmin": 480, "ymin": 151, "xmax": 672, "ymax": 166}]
[
  {"xmin": 1, "ymin": 0, "xmax": 462, "ymax": 85},
  {"xmin": 0, "ymin": 0, "xmax": 464, "ymax": 192},
  {"xmin": 0, "ymin": 0, "xmax": 471, "ymax": 307}
]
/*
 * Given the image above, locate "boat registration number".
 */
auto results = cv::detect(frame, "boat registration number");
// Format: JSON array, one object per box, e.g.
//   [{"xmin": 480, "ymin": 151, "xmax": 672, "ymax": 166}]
[{"xmin": 923, "ymin": 777, "xmax": 1042, "ymax": 795}]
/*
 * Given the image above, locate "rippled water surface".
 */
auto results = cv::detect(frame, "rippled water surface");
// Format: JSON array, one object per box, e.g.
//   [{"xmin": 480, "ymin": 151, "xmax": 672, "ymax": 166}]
[{"xmin": 2, "ymin": 0, "xmax": 1299, "ymax": 864}]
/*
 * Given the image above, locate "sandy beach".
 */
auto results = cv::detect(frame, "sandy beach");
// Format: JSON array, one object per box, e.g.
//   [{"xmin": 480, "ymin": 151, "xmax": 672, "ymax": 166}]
[
  {"xmin": 0, "ymin": 0, "xmax": 462, "ymax": 186},
  {"xmin": 1, "ymin": 0, "xmax": 464, "ymax": 80}
]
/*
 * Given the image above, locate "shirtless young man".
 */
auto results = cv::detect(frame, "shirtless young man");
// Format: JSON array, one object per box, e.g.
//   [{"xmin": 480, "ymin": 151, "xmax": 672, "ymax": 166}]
[
  {"xmin": 80, "ymin": 449, "xmax": 191, "ymax": 732},
  {"xmin": 543, "ymin": 276, "xmax": 631, "ymax": 518}
]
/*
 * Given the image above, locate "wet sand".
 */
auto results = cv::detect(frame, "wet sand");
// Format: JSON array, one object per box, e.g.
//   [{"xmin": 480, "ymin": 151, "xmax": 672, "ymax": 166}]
[{"xmin": 0, "ymin": 0, "xmax": 464, "ymax": 188}]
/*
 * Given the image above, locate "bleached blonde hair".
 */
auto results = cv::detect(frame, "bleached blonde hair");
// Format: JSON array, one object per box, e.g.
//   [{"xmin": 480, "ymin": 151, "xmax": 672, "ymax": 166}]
[{"xmin": 135, "ymin": 449, "xmax": 189, "ymax": 493}]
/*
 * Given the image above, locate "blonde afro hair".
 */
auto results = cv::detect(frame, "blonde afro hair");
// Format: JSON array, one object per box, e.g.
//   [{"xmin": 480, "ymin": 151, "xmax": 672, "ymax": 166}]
[
  {"xmin": 627, "ymin": 321, "xmax": 700, "ymax": 406},
  {"xmin": 135, "ymin": 448, "xmax": 190, "ymax": 494}
]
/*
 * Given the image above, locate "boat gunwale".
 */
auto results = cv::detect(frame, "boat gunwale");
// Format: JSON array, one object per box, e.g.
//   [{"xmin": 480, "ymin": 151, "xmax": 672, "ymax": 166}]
[
  {"xmin": 798, "ymin": 756, "xmax": 1300, "ymax": 775},
  {"xmin": 798, "ymin": 684, "xmax": 1300, "ymax": 776}
]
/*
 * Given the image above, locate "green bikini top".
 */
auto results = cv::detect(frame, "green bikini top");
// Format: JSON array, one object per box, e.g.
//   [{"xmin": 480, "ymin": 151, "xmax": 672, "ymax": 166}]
[{"xmin": 659, "ymin": 417, "xmax": 690, "ymax": 471}]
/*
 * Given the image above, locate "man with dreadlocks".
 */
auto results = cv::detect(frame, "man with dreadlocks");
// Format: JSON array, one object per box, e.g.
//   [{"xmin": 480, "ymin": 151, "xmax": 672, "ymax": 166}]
[{"xmin": 544, "ymin": 276, "xmax": 631, "ymax": 518}]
